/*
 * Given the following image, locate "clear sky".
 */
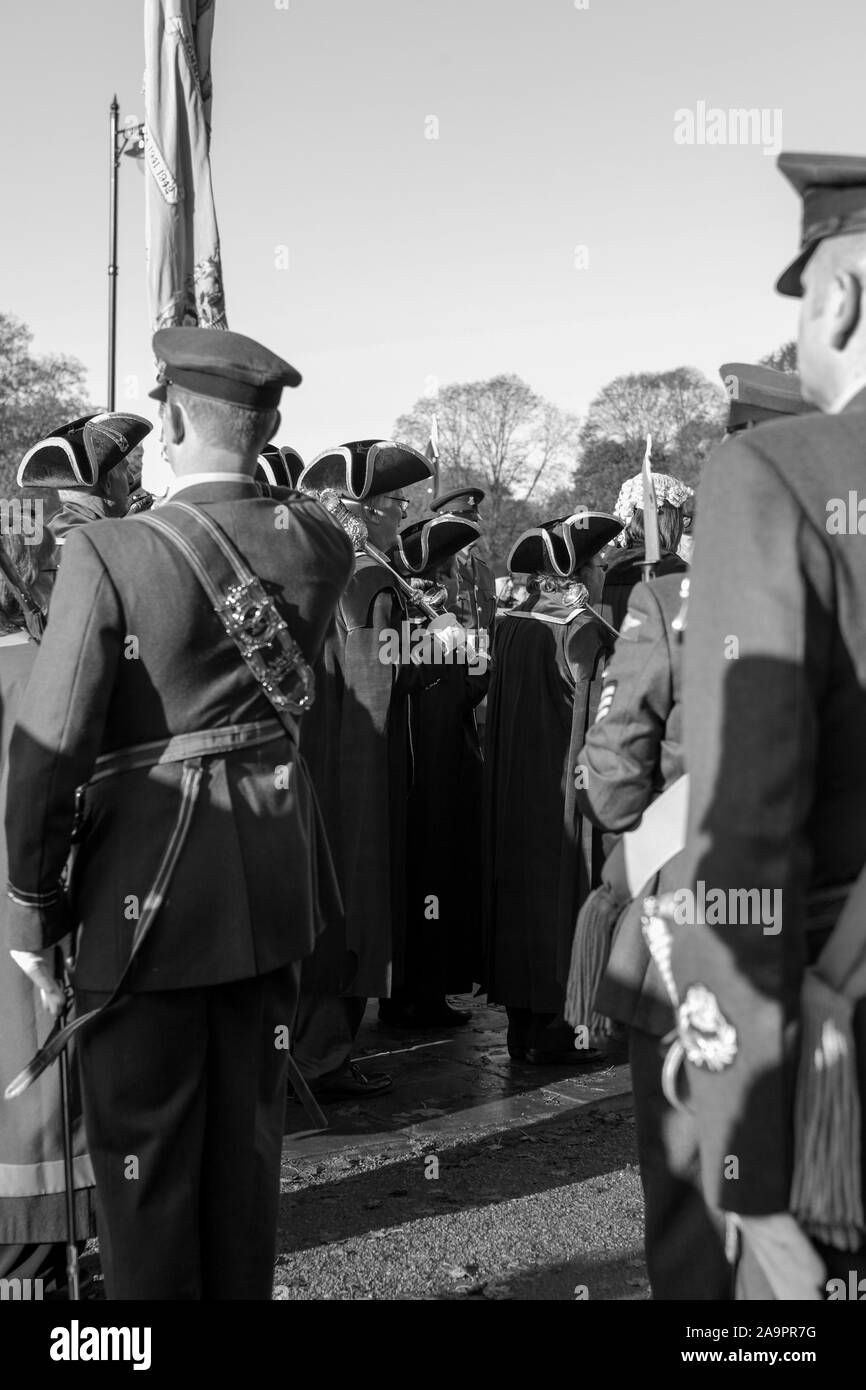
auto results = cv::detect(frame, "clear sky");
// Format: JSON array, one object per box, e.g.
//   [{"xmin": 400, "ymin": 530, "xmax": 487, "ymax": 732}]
[{"xmin": 1, "ymin": 0, "xmax": 864, "ymax": 488}]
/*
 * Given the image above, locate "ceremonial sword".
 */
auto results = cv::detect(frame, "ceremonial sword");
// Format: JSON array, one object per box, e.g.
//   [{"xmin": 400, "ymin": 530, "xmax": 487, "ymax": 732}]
[{"xmin": 640, "ymin": 433, "xmax": 660, "ymax": 585}]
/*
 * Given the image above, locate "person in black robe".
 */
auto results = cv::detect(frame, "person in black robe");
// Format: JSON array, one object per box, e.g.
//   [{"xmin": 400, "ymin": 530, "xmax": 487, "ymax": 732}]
[
  {"xmin": 293, "ymin": 442, "xmax": 467, "ymax": 1097},
  {"xmin": 379, "ymin": 515, "xmax": 487, "ymax": 1028},
  {"xmin": 598, "ymin": 471, "xmax": 692, "ymax": 633},
  {"xmin": 483, "ymin": 511, "xmax": 623, "ymax": 1063}
]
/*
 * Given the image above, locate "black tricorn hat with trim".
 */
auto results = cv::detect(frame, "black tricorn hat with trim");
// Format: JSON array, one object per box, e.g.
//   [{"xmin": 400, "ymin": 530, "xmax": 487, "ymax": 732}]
[
  {"xmin": 719, "ymin": 362, "xmax": 810, "ymax": 432},
  {"xmin": 395, "ymin": 515, "xmax": 482, "ymax": 577},
  {"xmin": 17, "ymin": 413, "xmax": 153, "ymax": 490},
  {"xmin": 255, "ymin": 445, "xmax": 304, "ymax": 489},
  {"xmin": 508, "ymin": 511, "xmax": 623, "ymax": 577},
  {"xmin": 299, "ymin": 440, "xmax": 433, "ymax": 500}
]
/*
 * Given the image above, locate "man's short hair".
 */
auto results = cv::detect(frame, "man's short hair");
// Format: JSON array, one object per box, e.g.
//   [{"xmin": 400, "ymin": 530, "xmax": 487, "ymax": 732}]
[{"xmin": 170, "ymin": 385, "xmax": 275, "ymax": 455}]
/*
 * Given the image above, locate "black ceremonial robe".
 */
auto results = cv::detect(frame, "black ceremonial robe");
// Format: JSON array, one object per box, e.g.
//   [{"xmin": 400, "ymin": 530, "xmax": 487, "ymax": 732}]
[
  {"xmin": 483, "ymin": 593, "xmax": 613, "ymax": 1013},
  {"xmin": 402, "ymin": 659, "xmax": 486, "ymax": 997},
  {"xmin": 299, "ymin": 555, "xmax": 413, "ymax": 999}
]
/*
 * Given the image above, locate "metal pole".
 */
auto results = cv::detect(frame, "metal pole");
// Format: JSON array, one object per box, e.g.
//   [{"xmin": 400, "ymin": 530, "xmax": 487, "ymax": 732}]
[{"xmin": 107, "ymin": 95, "xmax": 119, "ymax": 411}]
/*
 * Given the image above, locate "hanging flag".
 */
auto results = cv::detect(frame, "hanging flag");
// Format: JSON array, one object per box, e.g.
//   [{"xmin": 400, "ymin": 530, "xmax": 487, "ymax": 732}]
[
  {"xmin": 425, "ymin": 413, "xmax": 440, "ymax": 494},
  {"xmin": 143, "ymin": 0, "xmax": 227, "ymax": 330},
  {"xmin": 642, "ymin": 433, "xmax": 660, "ymax": 571}
]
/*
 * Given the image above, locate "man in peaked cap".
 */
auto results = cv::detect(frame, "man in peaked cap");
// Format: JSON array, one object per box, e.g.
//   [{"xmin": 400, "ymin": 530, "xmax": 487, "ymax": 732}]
[
  {"xmin": 483, "ymin": 512, "xmax": 622, "ymax": 1064},
  {"xmin": 665, "ymin": 154, "xmax": 866, "ymax": 1298},
  {"xmin": 379, "ymin": 514, "xmax": 487, "ymax": 1029},
  {"xmin": 5, "ymin": 326, "xmax": 353, "ymax": 1299},
  {"xmin": 576, "ymin": 566, "xmax": 730, "ymax": 1300},
  {"xmin": 293, "ymin": 442, "xmax": 465, "ymax": 1096},
  {"xmin": 18, "ymin": 413, "xmax": 153, "ymax": 546}
]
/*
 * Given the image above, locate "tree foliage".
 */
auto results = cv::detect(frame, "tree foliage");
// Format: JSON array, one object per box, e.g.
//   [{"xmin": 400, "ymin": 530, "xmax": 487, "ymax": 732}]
[
  {"xmin": 760, "ymin": 340, "xmax": 797, "ymax": 373},
  {"xmin": 574, "ymin": 367, "xmax": 725, "ymax": 510},
  {"xmin": 393, "ymin": 373, "xmax": 581, "ymax": 563},
  {"xmin": 0, "ymin": 313, "xmax": 92, "ymax": 493}
]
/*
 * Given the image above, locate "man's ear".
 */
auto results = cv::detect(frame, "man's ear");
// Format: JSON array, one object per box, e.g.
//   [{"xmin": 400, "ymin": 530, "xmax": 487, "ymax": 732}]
[
  {"xmin": 831, "ymin": 270, "xmax": 862, "ymax": 351},
  {"xmin": 265, "ymin": 409, "xmax": 280, "ymax": 444},
  {"xmin": 163, "ymin": 397, "xmax": 186, "ymax": 445}
]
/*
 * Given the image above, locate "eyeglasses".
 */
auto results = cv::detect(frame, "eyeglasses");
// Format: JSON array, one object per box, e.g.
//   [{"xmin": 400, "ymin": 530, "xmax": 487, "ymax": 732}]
[{"xmin": 382, "ymin": 495, "xmax": 410, "ymax": 516}]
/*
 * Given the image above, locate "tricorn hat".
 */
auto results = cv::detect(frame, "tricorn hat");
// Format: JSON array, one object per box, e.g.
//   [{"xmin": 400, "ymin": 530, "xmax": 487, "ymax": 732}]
[
  {"xmin": 509, "ymin": 511, "xmax": 623, "ymax": 577},
  {"xmin": 719, "ymin": 362, "xmax": 809, "ymax": 432},
  {"xmin": 255, "ymin": 445, "xmax": 304, "ymax": 489},
  {"xmin": 17, "ymin": 413, "xmax": 153, "ymax": 490},
  {"xmin": 395, "ymin": 515, "xmax": 481, "ymax": 577},
  {"xmin": 299, "ymin": 440, "xmax": 432, "ymax": 500}
]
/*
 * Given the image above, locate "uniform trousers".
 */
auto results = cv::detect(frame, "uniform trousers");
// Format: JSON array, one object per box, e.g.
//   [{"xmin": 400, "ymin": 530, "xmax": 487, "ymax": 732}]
[
  {"xmin": 630, "ymin": 1026, "xmax": 732, "ymax": 1299},
  {"xmin": 292, "ymin": 993, "xmax": 366, "ymax": 1083},
  {"xmin": 76, "ymin": 964, "xmax": 299, "ymax": 1300}
]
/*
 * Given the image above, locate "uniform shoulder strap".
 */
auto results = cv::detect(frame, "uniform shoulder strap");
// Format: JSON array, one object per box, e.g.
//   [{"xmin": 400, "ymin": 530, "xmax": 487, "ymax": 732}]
[{"xmin": 138, "ymin": 501, "xmax": 315, "ymax": 727}]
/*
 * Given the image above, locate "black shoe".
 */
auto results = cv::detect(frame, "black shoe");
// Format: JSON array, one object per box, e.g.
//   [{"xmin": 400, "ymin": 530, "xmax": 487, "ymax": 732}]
[
  {"xmin": 311, "ymin": 1062, "xmax": 394, "ymax": 1101},
  {"xmin": 379, "ymin": 999, "xmax": 470, "ymax": 1029},
  {"xmin": 506, "ymin": 1020, "xmax": 527, "ymax": 1060}
]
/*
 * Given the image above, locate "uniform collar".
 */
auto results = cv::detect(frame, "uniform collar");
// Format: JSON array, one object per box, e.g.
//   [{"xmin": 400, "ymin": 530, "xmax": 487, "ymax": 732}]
[{"xmin": 161, "ymin": 472, "xmax": 260, "ymax": 505}]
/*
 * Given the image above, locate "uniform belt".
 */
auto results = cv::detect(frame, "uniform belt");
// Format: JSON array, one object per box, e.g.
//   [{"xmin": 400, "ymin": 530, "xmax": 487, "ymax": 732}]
[{"xmin": 87, "ymin": 717, "xmax": 292, "ymax": 786}]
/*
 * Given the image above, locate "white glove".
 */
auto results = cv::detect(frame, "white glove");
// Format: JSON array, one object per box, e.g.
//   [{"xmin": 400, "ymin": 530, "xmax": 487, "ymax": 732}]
[
  {"xmin": 10, "ymin": 950, "xmax": 66, "ymax": 1017},
  {"xmin": 426, "ymin": 612, "xmax": 467, "ymax": 658},
  {"xmin": 732, "ymin": 1213, "xmax": 826, "ymax": 1300},
  {"xmin": 464, "ymin": 630, "xmax": 490, "ymax": 675}
]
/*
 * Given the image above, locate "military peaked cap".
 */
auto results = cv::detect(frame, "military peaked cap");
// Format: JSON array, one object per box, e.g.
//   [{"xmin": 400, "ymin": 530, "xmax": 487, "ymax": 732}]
[
  {"xmin": 776, "ymin": 151, "xmax": 866, "ymax": 297},
  {"xmin": 150, "ymin": 327, "xmax": 301, "ymax": 407}
]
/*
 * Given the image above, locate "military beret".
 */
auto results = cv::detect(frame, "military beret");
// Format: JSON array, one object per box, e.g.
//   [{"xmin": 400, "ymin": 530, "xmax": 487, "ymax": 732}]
[
  {"xmin": 509, "ymin": 512, "xmax": 623, "ymax": 578},
  {"xmin": 776, "ymin": 151, "xmax": 866, "ymax": 297},
  {"xmin": 719, "ymin": 362, "xmax": 809, "ymax": 432},
  {"xmin": 17, "ymin": 413, "xmax": 153, "ymax": 490},
  {"xmin": 429, "ymin": 486, "xmax": 485, "ymax": 515},
  {"xmin": 149, "ymin": 327, "xmax": 301, "ymax": 408},
  {"xmin": 395, "ymin": 515, "xmax": 481, "ymax": 577},
  {"xmin": 255, "ymin": 445, "xmax": 304, "ymax": 489},
  {"xmin": 299, "ymin": 440, "xmax": 432, "ymax": 500}
]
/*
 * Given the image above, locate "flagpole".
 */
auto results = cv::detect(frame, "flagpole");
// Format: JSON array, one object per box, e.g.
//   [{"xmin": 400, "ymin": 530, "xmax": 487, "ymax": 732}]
[{"xmin": 107, "ymin": 95, "xmax": 120, "ymax": 410}]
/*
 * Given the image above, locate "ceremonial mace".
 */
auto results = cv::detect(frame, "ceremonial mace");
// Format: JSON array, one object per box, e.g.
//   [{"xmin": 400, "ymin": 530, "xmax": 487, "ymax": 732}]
[
  {"xmin": 639, "ymin": 433, "xmax": 660, "ymax": 584},
  {"xmin": 318, "ymin": 490, "xmax": 448, "ymax": 620}
]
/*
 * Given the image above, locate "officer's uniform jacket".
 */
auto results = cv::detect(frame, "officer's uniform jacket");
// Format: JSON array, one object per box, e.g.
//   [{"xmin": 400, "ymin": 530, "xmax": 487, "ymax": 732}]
[
  {"xmin": 456, "ymin": 550, "xmax": 497, "ymax": 638},
  {"xmin": 5, "ymin": 478, "xmax": 354, "ymax": 993},
  {"xmin": 672, "ymin": 388, "xmax": 866, "ymax": 1216},
  {"xmin": 577, "ymin": 572, "xmax": 685, "ymax": 1035}
]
